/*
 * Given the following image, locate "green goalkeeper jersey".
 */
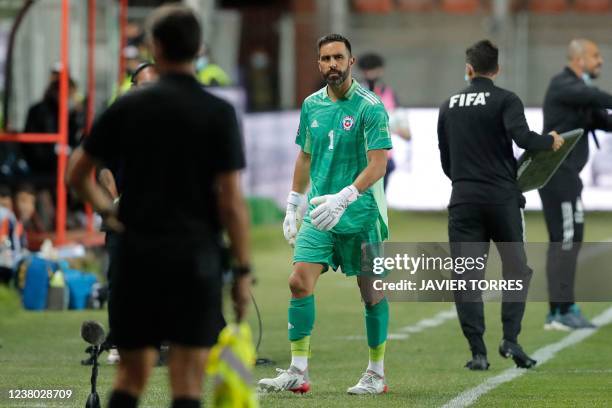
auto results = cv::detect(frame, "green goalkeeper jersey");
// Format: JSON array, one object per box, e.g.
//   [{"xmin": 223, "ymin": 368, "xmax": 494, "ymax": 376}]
[{"xmin": 296, "ymin": 80, "xmax": 392, "ymax": 238}]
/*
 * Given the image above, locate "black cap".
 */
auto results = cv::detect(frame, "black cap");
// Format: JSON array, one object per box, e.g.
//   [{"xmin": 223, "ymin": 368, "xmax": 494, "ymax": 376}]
[{"xmin": 358, "ymin": 53, "xmax": 384, "ymax": 70}]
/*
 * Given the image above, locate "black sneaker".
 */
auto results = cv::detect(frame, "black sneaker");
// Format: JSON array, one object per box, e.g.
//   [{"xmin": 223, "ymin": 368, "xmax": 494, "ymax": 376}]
[
  {"xmin": 499, "ymin": 340, "xmax": 536, "ymax": 369},
  {"xmin": 465, "ymin": 354, "xmax": 490, "ymax": 371}
]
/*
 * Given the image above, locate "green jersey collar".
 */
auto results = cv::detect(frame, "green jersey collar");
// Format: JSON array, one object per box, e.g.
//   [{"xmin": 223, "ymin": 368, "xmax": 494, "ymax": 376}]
[{"xmin": 345, "ymin": 79, "xmax": 359, "ymax": 99}]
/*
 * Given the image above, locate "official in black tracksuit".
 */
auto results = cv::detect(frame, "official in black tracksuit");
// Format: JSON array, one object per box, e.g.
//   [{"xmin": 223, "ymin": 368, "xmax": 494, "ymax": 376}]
[
  {"xmin": 539, "ymin": 39, "xmax": 612, "ymax": 329},
  {"xmin": 437, "ymin": 40, "xmax": 564, "ymax": 370}
]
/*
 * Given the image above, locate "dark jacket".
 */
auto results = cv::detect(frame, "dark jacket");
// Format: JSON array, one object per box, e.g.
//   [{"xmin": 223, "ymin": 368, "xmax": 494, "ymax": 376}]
[
  {"xmin": 22, "ymin": 98, "xmax": 81, "ymax": 177},
  {"xmin": 541, "ymin": 67, "xmax": 612, "ymax": 191},
  {"xmin": 438, "ymin": 77, "xmax": 553, "ymax": 207}
]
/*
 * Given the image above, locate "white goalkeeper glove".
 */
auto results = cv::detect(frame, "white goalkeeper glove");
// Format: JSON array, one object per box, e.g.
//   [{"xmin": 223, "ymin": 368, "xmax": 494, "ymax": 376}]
[
  {"xmin": 309, "ymin": 185, "xmax": 359, "ymax": 231},
  {"xmin": 283, "ymin": 191, "xmax": 305, "ymax": 247}
]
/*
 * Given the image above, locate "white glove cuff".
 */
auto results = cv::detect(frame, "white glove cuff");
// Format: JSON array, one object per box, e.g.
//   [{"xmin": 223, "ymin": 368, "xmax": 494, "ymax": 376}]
[
  {"xmin": 342, "ymin": 185, "xmax": 360, "ymax": 204},
  {"xmin": 287, "ymin": 191, "xmax": 304, "ymax": 210}
]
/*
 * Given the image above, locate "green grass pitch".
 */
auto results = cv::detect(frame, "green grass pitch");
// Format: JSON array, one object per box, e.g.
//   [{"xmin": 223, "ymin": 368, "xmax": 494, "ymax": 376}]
[{"xmin": 1, "ymin": 211, "xmax": 611, "ymax": 407}]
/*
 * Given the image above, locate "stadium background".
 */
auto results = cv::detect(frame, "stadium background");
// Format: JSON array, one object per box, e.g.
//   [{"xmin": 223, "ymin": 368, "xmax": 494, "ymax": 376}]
[
  {"xmin": 0, "ymin": 1, "xmax": 612, "ymax": 407},
  {"xmin": 2, "ymin": 0, "xmax": 612, "ymax": 212}
]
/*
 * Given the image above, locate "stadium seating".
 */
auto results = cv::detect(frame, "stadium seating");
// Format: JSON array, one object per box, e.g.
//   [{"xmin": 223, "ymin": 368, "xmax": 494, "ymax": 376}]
[
  {"xmin": 396, "ymin": 0, "xmax": 436, "ymax": 12},
  {"xmin": 528, "ymin": 0, "xmax": 569, "ymax": 13},
  {"xmin": 573, "ymin": 0, "xmax": 611, "ymax": 12},
  {"xmin": 352, "ymin": 0, "xmax": 394, "ymax": 13},
  {"xmin": 440, "ymin": 0, "xmax": 481, "ymax": 13}
]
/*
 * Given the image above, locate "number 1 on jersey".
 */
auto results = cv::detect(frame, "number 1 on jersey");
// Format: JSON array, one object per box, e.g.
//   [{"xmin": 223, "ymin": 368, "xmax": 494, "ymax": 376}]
[{"xmin": 328, "ymin": 130, "xmax": 334, "ymax": 150}]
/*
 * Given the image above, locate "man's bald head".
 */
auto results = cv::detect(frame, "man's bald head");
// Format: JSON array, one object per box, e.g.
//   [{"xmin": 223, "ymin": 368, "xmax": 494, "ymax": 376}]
[{"xmin": 567, "ymin": 39, "xmax": 603, "ymax": 79}]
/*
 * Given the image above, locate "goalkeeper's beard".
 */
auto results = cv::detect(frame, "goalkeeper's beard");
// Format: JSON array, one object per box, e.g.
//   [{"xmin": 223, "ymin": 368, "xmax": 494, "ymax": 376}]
[{"xmin": 324, "ymin": 68, "xmax": 349, "ymax": 87}]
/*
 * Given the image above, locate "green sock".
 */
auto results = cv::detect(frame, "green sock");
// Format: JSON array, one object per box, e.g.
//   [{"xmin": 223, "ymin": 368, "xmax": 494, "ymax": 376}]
[
  {"xmin": 365, "ymin": 297, "xmax": 389, "ymax": 348},
  {"xmin": 288, "ymin": 295, "xmax": 315, "ymax": 371},
  {"xmin": 288, "ymin": 295, "xmax": 315, "ymax": 341},
  {"xmin": 365, "ymin": 298, "xmax": 388, "ymax": 376}
]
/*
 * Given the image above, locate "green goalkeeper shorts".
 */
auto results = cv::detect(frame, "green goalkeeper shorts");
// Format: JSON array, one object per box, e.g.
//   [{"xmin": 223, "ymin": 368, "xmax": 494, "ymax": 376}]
[{"xmin": 293, "ymin": 218, "xmax": 384, "ymax": 276}]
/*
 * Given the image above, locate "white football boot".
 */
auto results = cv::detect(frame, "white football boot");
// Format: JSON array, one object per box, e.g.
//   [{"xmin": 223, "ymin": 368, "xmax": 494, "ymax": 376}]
[
  {"xmin": 258, "ymin": 366, "xmax": 310, "ymax": 394},
  {"xmin": 347, "ymin": 371, "xmax": 387, "ymax": 395}
]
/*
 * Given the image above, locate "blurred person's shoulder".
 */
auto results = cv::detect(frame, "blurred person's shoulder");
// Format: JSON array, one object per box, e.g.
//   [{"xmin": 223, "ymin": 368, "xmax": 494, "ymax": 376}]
[
  {"xmin": 197, "ymin": 85, "xmax": 237, "ymax": 112},
  {"xmin": 493, "ymin": 83, "xmax": 515, "ymax": 99},
  {"xmin": 554, "ymin": 68, "xmax": 586, "ymax": 95},
  {"xmin": 110, "ymin": 86, "xmax": 156, "ymax": 109}
]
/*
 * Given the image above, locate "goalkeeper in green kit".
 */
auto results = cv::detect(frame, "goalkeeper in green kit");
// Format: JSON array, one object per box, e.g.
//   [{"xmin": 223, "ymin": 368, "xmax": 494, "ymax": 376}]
[{"xmin": 258, "ymin": 34, "xmax": 392, "ymax": 395}]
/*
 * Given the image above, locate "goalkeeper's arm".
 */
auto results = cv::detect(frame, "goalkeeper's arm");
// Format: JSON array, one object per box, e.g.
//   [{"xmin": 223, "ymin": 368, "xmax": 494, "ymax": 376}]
[
  {"xmin": 291, "ymin": 150, "xmax": 311, "ymax": 194},
  {"xmin": 352, "ymin": 149, "xmax": 388, "ymax": 193}
]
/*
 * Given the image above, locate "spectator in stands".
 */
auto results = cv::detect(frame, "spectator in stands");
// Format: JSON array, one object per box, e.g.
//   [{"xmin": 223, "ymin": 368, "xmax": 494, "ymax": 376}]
[
  {"xmin": 118, "ymin": 46, "xmax": 149, "ymax": 96},
  {"xmin": 358, "ymin": 53, "xmax": 399, "ymax": 109},
  {"xmin": 0, "ymin": 185, "xmax": 12, "ymax": 210},
  {"xmin": 0, "ymin": 143, "xmax": 28, "ymax": 186},
  {"xmin": 357, "ymin": 53, "xmax": 411, "ymax": 190},
  {"xmin": 131, "ymin": 63, "xmax": 158, "ymax": 88},
  {"xmin": 0, "ymin": 185, "xmax": 18, "ymax": 284},
  {"xmin": 196, "ymin": 43, "xmax": 231, "ymax": 86},
  {"xmin": 13, "ymin": 183, "xmax": 37, "ymax": 236},
  {"xmin": 0, "ymin": 184, "xmax": 29, "ymax": 284},
  {"xmin": 22, "ymin": 75, "xmax": 84, "ymax": 230}
]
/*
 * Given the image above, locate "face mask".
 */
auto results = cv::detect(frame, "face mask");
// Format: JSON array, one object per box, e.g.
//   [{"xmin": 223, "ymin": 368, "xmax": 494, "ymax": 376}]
[
  {"xmin": 250, "ymin": 52, "xmax": 269, "ymax": 69},
  {"xmin": 581, "ymin": 72, "xmax": 593, "ymax": 86},
  {"xmin": 195, "ymin": 56, "xmax": 209, "ymax": 72},
  {"xmin": 464, "ymin": 73, "xmax": 470, "ymax": 84}
]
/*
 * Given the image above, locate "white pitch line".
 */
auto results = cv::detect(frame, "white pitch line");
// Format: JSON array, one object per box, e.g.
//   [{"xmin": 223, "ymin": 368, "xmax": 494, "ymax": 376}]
[
  {"xmin": 342, "ymin": 307, "xmax": 457, "ymax": 340},
  {"xmin": 440, "ymin": 305, "xmax": 612, "ymax": 408}
]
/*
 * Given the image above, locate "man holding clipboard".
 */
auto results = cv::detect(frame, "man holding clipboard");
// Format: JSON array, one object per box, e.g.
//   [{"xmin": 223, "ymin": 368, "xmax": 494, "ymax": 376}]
[{"xmin": 539, "ymin": 39, "xmax": 612, "ymax": 331}]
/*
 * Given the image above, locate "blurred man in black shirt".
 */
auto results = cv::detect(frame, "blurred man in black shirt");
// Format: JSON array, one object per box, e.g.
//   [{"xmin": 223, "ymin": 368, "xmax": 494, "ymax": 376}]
[
  {"xmin": 67, "ymin": 5, "xmax": 251, "ymax": 408},
  {"xmin": 539, "ymin": 39, "xmax": 612, "ymax": 331},
  {"xmin": 99, "ymin": 62, "xmax": 159, "ymax": 366},
  {"xmin": 438, "ymin": 40, "xmax": 563, "ymax": 371}
]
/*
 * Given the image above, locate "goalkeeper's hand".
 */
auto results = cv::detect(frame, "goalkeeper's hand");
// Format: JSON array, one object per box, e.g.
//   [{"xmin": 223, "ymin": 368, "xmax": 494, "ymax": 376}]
[
  {"xmin": 309, "ymin": 185, "xmax": 359, "ymax": 231},
  {"xmin": 283, "ymin": 191, "xmax": 305, "ymax": 247}
]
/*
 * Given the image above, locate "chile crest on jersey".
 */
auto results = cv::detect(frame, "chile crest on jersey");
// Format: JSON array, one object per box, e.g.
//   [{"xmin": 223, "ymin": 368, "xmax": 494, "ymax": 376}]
[{"xmin": 342, "ymin": 115, "xmax": 355, "ymax": 131}]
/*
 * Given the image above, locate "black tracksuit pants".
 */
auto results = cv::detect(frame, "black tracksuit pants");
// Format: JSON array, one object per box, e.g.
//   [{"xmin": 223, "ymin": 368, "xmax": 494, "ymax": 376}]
[
  {"xmin": 448, "ymin": 201, "xmax": 533, "ymax": 357},
  {"xmin": 538, "ymin": 186, "xmax": 584, "ymax": 314}
]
